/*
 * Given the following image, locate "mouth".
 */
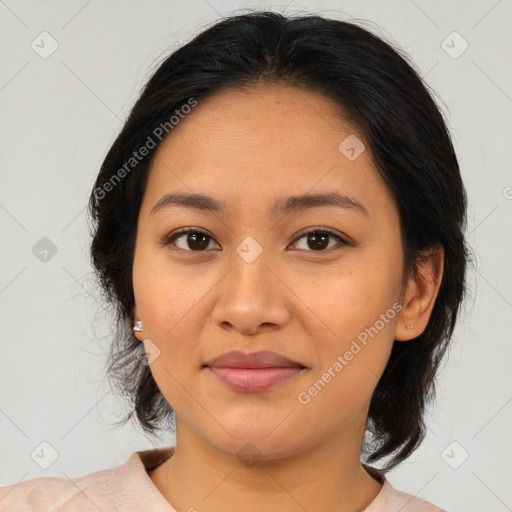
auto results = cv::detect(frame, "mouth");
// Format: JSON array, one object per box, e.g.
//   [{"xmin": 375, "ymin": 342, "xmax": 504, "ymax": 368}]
[
  {"xmin": 204, "ymin": 366, "xmax": 307, "ymax": 392},
  {"xmin": 203, "ymin": 350, "xmax": 307, "ymax": 392}
]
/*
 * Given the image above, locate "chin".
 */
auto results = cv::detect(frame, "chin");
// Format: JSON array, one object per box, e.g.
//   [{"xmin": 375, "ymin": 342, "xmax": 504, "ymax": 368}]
[{"xmin": 202, "ymin": 423, "xmax": 307, "ymax": 463}]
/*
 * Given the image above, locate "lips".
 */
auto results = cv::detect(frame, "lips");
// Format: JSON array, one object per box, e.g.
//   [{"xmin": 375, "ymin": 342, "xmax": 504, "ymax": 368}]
[
  {"xmin": 203, "ymin": 350, "xmax": 305, "ymax": 369},
  {"xmin": 203, "ymin": 350, "xmax": 307, "ymax": 392}
]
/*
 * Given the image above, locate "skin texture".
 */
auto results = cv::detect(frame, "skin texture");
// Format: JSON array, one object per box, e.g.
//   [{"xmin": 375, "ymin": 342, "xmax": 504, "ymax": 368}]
[{"xmin": 132, "ymin": 84, "xmax": 444, "ymax": 512}]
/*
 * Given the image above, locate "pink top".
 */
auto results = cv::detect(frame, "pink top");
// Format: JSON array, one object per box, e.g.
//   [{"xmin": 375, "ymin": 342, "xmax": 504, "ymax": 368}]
[{"xmin": 0, "ymin": 446, "xmax": 446, "ymax": 511}]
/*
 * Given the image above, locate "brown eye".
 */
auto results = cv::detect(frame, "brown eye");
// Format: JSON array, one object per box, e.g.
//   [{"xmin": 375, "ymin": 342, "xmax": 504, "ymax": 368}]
[
  {"xmin": 163, "ymin": 226, "xmax": 348, "ymax": 254},
  {"xmin": 291, "ymin": 228, "xmax": 348, "ymax": 252},
  {"xmin": 164, "ymin": 228, "xmax": 218, "ymax": 252}
]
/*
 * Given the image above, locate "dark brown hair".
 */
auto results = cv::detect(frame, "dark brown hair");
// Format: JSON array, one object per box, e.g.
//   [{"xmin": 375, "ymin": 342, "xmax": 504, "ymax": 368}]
[{"xmin": 88, "ymin": 11, "xmax": 469, "ymax": 471}]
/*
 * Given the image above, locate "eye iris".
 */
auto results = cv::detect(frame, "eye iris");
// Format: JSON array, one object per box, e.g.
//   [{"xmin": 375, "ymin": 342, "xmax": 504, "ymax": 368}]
[
  {"xmin": 187, "ymin": 232, "xmax": 209, "ymax": 251},
  {"xmin": 307, "ymin": 232, "xmax": 329, "ymax": 251}
]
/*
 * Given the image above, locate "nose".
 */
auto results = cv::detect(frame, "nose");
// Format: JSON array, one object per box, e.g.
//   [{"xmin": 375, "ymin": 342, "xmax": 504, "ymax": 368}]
[{"xmin": 211, "ymin": 241, "xmax": 291, "ymax": 335}]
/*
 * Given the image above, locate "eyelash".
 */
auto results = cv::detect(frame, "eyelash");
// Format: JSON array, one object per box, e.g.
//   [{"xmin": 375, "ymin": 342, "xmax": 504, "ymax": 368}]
[{"xmin": 162, "ymin": 226, "xmax": 350, "ymax": 253}]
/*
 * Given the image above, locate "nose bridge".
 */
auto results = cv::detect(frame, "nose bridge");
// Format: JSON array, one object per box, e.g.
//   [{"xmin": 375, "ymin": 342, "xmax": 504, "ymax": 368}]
[
  {"xmin": 211, "ymin": 233, "xmax": 290, "ymax": 333},
  {"xmin": 237, "ymin": 232, "xmax": 271, "ymax": 279},
  {"xmin": 229, "ymin": 233, "xmax": 274, "ymax": 302}
]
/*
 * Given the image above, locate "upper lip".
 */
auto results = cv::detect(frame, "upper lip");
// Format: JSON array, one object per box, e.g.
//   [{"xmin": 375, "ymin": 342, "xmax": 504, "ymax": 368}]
[{"xmin": 204, "ymin": 350, "xmax": 305, "ymax": 369}]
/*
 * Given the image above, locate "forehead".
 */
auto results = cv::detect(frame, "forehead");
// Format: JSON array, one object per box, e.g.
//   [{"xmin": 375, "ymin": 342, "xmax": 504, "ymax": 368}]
[
  {"xmin": 162, "ymin": 83, "xmax": 360, "ymax": 149},
  {"xmin": 143, "ymin": 84, "xmax": 395, "ymax": 220}
]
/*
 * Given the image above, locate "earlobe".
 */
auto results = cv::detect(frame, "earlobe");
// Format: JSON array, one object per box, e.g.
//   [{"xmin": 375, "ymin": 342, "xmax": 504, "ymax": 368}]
[
  {"xmin": 394, "ymin": 245, "xmax": 444, "ymax": 342},
  {"xmin": 132, "ymin": 304, "xmax": 144, "ymax": 341},
  {"xmin": 394, "ymin": 275, "xmax": 419, "ymax": 341}
]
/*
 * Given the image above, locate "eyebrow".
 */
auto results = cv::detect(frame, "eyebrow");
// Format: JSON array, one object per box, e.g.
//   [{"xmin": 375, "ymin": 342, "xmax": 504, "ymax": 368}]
[{"xmin": 150, "ymin": 191, "xmax": 369, "ymax": 218}]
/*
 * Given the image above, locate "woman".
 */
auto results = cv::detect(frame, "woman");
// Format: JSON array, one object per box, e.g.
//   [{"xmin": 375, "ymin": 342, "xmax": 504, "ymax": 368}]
[{"xmin": 0, "ymin": 10, "xmax": 468, "ymax": 511}]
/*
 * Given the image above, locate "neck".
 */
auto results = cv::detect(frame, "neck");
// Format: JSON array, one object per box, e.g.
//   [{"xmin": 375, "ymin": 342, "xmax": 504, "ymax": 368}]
[{"xmin": 149, "ymin": 417, "xmax": 383, "ymax": 512}]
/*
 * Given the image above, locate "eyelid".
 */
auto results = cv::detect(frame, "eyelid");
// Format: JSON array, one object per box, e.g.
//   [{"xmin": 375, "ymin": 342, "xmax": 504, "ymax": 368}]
[
  {"xmin": 162, "ymin": 226, "xmax": 351, "ymax": 253},
  {"xmin": 161, "ymin": 226, "xmax": 217, "ymax": 248},
  {"xmin": 291, "ymin": 226, "xmax": 351, "ymax": 249}
]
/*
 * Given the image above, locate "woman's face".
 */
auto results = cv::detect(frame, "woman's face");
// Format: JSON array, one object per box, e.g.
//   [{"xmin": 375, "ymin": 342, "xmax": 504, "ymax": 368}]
[{"xmin": 132, "ymin": 84, "xmax": 409, "ymax": 459}]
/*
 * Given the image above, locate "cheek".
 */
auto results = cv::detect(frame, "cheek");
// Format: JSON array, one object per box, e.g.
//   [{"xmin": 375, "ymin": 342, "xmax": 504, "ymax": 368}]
[
  {"xmin": 302, "ymin": 258, "xmax": 400, "ymax": 339},
  {"xmin": 132, "ymin": 245, "xmax": 208, "ymax": 369},
  {"xmin": 296, "ymin": 301, "xmax": 398, "ymax": 422},
  {"xmin": 136, "ymin": 283, "xmax": 206, "ymax": 359},
  {"xmin": 134, "ymin": 288, "xmax": 210, "ymax": 416},
  {"xmin": 297, "ymin": 259, "xmax": 400, "ymax": 396}
]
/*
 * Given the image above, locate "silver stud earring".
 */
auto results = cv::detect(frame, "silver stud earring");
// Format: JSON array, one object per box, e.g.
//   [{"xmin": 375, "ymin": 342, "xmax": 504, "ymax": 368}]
[
  {"xmin": 133, "ymin": 320, "xmax": 143, "ymax": 333},
  {"xmin": 405, "ymin": 324, "xmax": 414, "ymax": 331}
]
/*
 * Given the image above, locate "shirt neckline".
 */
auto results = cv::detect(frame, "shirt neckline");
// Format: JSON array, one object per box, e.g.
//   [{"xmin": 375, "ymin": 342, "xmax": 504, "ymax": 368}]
[{"xmin": 125, "ymin": 446, "xmax": 392, "ymax": 511}]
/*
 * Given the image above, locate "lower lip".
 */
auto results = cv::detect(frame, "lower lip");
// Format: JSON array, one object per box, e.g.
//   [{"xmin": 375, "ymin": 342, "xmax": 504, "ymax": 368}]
[{"xmin": 206, "ymin": 366, "xmax": 305, "ymax": 392}]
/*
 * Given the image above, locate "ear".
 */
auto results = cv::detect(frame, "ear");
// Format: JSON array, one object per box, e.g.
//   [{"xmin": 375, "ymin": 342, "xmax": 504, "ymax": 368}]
[{"xmin": 395, "ymin": 245, "xmax": 444, "ymax": 341}]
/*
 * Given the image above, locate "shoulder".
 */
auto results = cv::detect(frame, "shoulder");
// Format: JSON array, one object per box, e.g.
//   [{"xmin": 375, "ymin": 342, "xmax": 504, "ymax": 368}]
[
  {"xmin": 366, "ymin": 479, "xmax": 447, "ymax": 512},
  {"xmin": 0, "ymin": 447, "xmax": 175, "ymax": 512},
  {"xmin": 0, "ymin": 462, "xmax": 117, "ymax": 511}
]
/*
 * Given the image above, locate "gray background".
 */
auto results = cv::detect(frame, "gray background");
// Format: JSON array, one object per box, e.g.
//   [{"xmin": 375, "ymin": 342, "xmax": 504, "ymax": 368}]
[{"xmin": 1, "ymin": 1, "xmax": 511, "ymax": 511}]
